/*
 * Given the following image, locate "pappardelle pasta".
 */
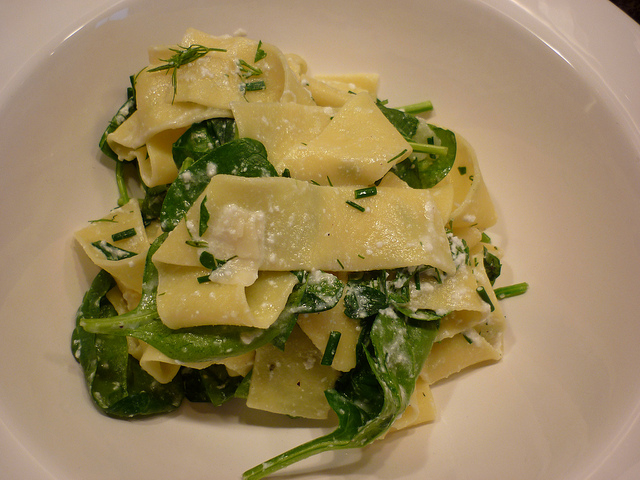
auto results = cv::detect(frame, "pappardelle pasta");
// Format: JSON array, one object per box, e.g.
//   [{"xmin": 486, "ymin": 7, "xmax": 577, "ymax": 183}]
[{"xmin": 71, "ymin": 29, "xmax": 526, "ymax": 479}]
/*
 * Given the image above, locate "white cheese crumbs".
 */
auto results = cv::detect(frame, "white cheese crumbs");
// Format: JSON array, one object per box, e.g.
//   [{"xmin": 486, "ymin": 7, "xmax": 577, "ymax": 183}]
[{"xmin": 206, "ymin": 162, "xmax": 218, "ymax": 177}]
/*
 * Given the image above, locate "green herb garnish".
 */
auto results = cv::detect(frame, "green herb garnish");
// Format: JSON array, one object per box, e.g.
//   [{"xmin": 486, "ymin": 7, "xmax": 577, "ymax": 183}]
[
  {"xmin": 111, "ymin": 228, "xmax": 136, "ymax": 242},
  {"xmin": 186, "ymin": 240, "xmax": 208, "ymax": 248},
  {"xmin": 387, "ymin": 149, "xmax": 408, "ymax": 163},
  {"xmin": 320, "ymin": 331, "xmax": 342, "ymax": 366},
  {"xmin": 148, "ymin": 44, "xmax": 227, "ymax": 102},
  {"xmin": 199, "ymin": 196, "xmax": 210, "ymax": 237},
  {"xmin": 199, "ymin": 251, "xmax": 234, "ymax": 272},
  {"xmin": 91, "ymin": 240, "xmax": 137, "ymax": 261},
  {"xmin": 354, "ymin": 186, "xmax": 377, "ymax": 199},
  {"xmin": 346, "ymin": 200, "xmax": 366, "ymax": 212},
  {"xmin": 254, "ymin": 40, "xmax": 267, "ymax": 62},
  {"xmin": 237, "ymin": 59, "xmax": 263, "ymax": 79},
  {"xmin": 476, "ymin": 286, "xmax": 495, "ymax": 312},
  {"xmin": 243, "ymin": 80, "xmax": 266, "ymax": 92}
]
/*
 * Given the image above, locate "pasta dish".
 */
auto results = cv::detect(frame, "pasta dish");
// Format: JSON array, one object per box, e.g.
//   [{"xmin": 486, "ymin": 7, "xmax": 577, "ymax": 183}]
[{"xmin": 71, "ymin": 29, "xmax": 526, "ymax": 479}]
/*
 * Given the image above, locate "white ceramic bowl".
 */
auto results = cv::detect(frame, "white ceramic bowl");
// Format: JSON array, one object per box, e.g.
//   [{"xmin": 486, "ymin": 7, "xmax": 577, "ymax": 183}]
[{"xmin": 1, "ymin": 1, "xmax": 639, "ymax": 478}]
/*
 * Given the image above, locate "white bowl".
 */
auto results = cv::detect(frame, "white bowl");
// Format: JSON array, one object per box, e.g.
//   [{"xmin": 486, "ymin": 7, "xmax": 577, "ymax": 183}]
[{"xmin": 1, "ymin": 0, "xmax": 639, "ymax": 478}]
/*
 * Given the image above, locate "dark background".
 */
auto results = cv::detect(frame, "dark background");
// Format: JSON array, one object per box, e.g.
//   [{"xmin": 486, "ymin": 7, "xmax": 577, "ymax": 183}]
[{"xmin": 611, "ymin": 0, "xmax": 640, "ymax": 22}]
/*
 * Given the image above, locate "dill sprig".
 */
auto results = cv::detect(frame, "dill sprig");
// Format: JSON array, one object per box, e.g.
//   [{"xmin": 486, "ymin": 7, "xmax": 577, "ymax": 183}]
[{"xmin": 148, "ymin": 44, "xmax": 227, "ymax": 103}]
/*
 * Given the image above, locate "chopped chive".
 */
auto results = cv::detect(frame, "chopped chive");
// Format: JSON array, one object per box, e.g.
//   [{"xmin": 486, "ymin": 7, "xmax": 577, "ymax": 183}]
[
  {"xmin": 89, "ymin": 216, "xmax": 117, "ymax": 224},
  {"xmin": 433, "ymin": 268, "xmax": 442, "ymax": 284},
  {"xmin": 111, "ymin": 228, "xmax": 136, "ymax": 242},
  {"xmin": 327, "ymin": 176, "xmax": 333, "ymax": 186},
  {"xmin": 357, "ymin": 254, "xmax": 365, "ymax": 259},
  {"xmin": 458, "ymin": 166, "xmax": 467, "ymax": 175},
  {"xmin": 197, "ymin": 274, "xmax": 211, "ymax": 284},
  {"xmin": 494, "ymin": 282, "xmax": 529, "ymax": 300},
  {"xmin": 186, "ymin": 240, "xmax": 208, "ymax": 248},
  {"xmin": 346, "ymin": 200, "xmax": 366, "ymax": 212},
  {"xmin": 310, "ymin": 180, "xmax": 320, "ymax": 186},
  {"xmin": 462, "ymin": 334, "xmax": 473, "ymax": 344},
  {"xmin": 320, "ymin": 331, "xmax": 342, "ymax": 366},
  {"xmin": 243, "ymin": 80, "xmax": 266, "ymax": 91},
  {"xmin": 354, "ymin": 186, "xmax": 377, "ymax": 199},
  {"xmin": 407, "ymin": 141, "xmax": 448, "ymax": 156},
  {"xmin": 199, "ymin": 196, "xmax": 210, "ymax": 237},
  {"xmin": 336, "ymin": 259, "xmax": 344, "ymax": 269},
  {"xmin": 282, "ymin": 168, "xmax": 291, "ymax": 178},
  {"xmin": 387, "ymin": 148, "xmax": 408, "ymax": 163},
  {"xmin": 476, "ymin": 286, "xmax": 495, "ymax": 312},
  {"xmin": 481, "ymin": 232, "xmax": 492, "ymax": 243},
  {"xmin": 399, "ymin": 100, "xmax": 434, "ymax": 115},
  {"xmin": 91, "ymin": 240, "xmax": 137, "ymax": 261},
  {"xmin": 414, "ymin": 272, "xmax": 421, "ymax": 291}
]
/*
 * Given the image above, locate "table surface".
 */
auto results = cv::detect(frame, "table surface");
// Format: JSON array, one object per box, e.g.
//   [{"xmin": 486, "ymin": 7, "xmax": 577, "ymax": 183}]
[{"xmin": 611, "ymin": 0, "xmax": 640, "ymax": 21}]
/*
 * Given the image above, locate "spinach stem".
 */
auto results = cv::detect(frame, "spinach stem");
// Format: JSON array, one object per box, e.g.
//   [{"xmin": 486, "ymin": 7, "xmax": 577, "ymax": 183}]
[
  {"xmin": 399, "ymin": 100, "xmax": 434, "ymax": 115},
  {"xmin": 494, "ymin": 282, "xmax": 529, "ymax": 300},
  {"xmin": 115, "ymin": 161, "xmax": 130, "ymax": 207},
  {"xmin": 407, "ymin": 141, "xmax": 448, "ymax": 157}
]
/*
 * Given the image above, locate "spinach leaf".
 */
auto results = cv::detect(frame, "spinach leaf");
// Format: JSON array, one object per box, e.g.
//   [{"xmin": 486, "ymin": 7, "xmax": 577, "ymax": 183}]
[
  {"xmin": 242, "ymin": 310, "xmax": 438, "ymax": 480},
  {"xmin": 104, "ymin": 359, "xmax": 183, "ymax": 417},
  {"xmin": 377, "ymin": 102, "xmax": 457, "ymax": 189},
  {"xmin": 293, "ymin": 270, "xmax": 345, "ymax": 314},
  {"xmin": 71, "ymin": 270, "xmax": 129, "ymax": 409},
  {"xmin": 72, "ymin": 269, "xmax": 183, "ymax": 417},
  {"xmin": 392, "ymin": 123, "xmax": 457, "ymax": 189},
  {"xmin": 139, "ymin": 184, "xmax": 169, "ymax": 226},
  {"xmin": 172, "ymin": 118, "xmax": 236, "ymax": 170},
  {"xmin": 483, "ymin": 246, "xmax": 502, "ymax": 285},
  {"xmin": 343, "ymin": 277, "xmax": 388, "ymax": 319},
  {"xmin": 160, "ymin": 138, "xmax": 278, "ymax": 232},
  {"xmin": 377, "ymin": 102, "xmax": 419, "ymax": 140},
  {"xmin": 99, "ymin": 76, "xmax": 137, "ymax": 161},
  {"xmin": 343, "ymin": 268, "xmax": 442, "ymax": 321},
  {"xmin": 182, "ymin": 364, "xmax": 244, "ymax": 406}
]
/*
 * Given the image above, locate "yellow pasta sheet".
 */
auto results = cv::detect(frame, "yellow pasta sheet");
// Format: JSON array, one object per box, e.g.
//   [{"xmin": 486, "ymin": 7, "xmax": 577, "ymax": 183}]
[
  {"xmin": 449, "ymin": 135, "xmax": 497, "ymax": 230},
  {"xmin": 303, "ymin": 73, "xmax": 379, "ymax": 108},
  {"xmin": 232, "ymin": 92, "xmax": 411, "ymax": 185},
  {"xmin": 153, "ymin": 175, "xmax": 456, "ymax": 275},
  {"xmin": 246, "ymin": 325, "xmax": 340, "ymax": 419},
  {"xmin": 137, "ymin": 128, "xmax": 186, "ymax": 187},
  {"xmin": 74, "ymin": 199, "xmax": 149, "ymax": 299},
  {"xmin": 407, "ymin": 264, "xmax": 490, "ymax": 314},
  {"xmin": 155, "ymin": 266, "xmax": 298, "ymax": 329}
]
